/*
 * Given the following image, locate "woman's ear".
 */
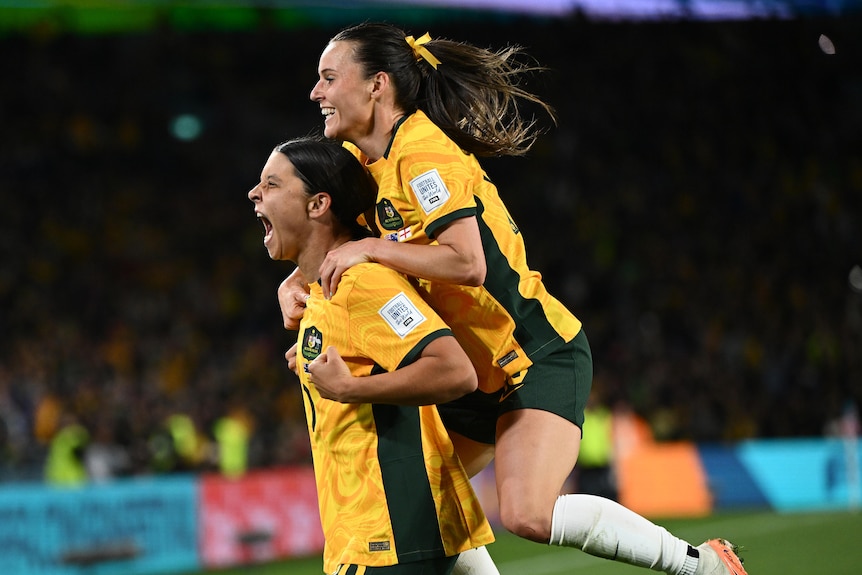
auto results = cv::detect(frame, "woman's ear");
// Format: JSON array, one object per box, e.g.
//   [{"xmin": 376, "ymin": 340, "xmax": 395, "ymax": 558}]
[
  {"xmin": 307, "ymin": 192, "xmax": 332, "ymax": 218},
  {"xmin": 369, "ymin": 71, "xmax": 390, "ymax": 100}
]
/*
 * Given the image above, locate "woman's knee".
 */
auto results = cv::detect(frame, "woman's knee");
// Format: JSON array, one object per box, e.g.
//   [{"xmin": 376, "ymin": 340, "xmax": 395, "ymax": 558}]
[{"xmin": 497, "ymin": 492, "xmax": 555, "ymax": 543}]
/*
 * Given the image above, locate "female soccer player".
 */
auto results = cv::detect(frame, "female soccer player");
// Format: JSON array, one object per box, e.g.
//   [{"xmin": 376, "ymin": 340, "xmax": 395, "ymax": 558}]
[
  {"xmin": 282, "ymin": 22, "xmax": 748, "ymax": 575},
  {"xmin": 249, "ymin": 136, "xmax": 495, "ymax": 575}
]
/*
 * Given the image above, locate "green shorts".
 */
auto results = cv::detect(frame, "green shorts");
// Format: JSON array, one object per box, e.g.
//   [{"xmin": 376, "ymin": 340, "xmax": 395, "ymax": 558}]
[
  {"xmin": 438, "ymin": 329, "xmax": 593, "ymax": 445},
  {"xmin": 334, "ymin": 555, "xmax": 458, "ymax": 574}
]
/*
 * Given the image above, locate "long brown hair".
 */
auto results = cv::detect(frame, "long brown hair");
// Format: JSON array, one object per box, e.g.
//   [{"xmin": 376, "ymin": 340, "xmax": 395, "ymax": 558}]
[{"xmin": 331, "ymin": 22, "xmax": 556, "ymax": 157}]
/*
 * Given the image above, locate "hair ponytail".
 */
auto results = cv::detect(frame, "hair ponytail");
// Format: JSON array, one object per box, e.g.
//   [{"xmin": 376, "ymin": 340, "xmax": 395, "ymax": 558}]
[
  {"xmin": 330, "ymin": 22, "xmax": 555, "ymax": 157},
  {"xmin": 419, "ymin": 39, "xmax": 556, "ymax": 157}
]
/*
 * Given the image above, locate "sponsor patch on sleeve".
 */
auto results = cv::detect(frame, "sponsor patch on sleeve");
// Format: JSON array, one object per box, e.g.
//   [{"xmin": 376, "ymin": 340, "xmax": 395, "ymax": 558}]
[
  {"xmin": 409, "ymin": 169, "xmax": 450, "ymax": 214},
  {"xmin": 378, "ymin": 292, "xmax": 426, "ymax": 338}
]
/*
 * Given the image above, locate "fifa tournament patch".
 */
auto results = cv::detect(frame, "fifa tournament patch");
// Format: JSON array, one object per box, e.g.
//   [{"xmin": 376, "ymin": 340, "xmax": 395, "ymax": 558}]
[
  {"xmin": 409, "ymin": 169, "xmax": 450, "ymax": 214},
  {"xmin": 378, "ymin": 292, "xmax": 426, "ymax": 338},
  {"xmin": 301, "ymin": 326, "xmax": 323, "ymax": 364}
]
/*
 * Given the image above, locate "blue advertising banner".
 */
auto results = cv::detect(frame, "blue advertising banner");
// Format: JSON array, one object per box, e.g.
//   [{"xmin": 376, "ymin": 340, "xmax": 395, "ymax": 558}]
[
  {"xmin": 697, "ymin": 443, "xmax": 770, "ymax": 510},
  {"xmin": 0, "ymin": 476, "xmax": 199, "ymax": 575},
  {"xmin": 737, "ymin": 438, "xmax": 862, "ymax": 512}
]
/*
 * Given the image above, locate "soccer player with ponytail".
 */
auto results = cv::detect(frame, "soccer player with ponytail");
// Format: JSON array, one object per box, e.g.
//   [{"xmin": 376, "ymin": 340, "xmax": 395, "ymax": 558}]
[{"xmin": 281, "ymin": 22, "xmax": 749, "ymax": 575}]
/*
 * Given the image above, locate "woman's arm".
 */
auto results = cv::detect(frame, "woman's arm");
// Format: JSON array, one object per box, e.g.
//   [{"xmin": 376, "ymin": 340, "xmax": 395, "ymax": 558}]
[
  {"xmin": 306, "ymin": 335, "xmax": 477, "ymax": 405},
  {"xmin": 318, "ymin": 216, "xmax": 486, "ymax": 299}
]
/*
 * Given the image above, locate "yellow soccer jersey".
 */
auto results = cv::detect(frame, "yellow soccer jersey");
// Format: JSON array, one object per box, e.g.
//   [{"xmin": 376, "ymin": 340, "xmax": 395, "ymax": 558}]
[
  {"xmin": 345, "ymin": 110, "xmax": 582, "ymax": 392},
  {"xmin": 297, "ymin": 263, "xmax": 493, "ymax": 572}
]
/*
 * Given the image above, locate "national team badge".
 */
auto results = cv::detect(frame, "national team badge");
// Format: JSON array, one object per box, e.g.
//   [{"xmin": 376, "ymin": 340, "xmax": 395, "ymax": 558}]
[
  {"xmin": 377, "ymin": 198, "xmax": 404, "ymax": 231},
  {"xmin": 301, "ymin": 326, "xmax": 323, "ymax": 361}
]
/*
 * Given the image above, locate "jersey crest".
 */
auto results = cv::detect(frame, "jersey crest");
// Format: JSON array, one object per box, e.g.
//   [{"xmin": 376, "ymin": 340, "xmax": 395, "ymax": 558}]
[
  {"xmin": 301, "ymin": 325, "xmax": 323, "ymax": 361},
  {"xmin": 376, "ymin": 198, "xmax": 404, "ymax": 231}
]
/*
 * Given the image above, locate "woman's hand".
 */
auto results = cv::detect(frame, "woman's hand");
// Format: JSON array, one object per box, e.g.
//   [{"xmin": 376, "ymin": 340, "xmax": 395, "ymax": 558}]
[
  {"xmin": 318, "ymin": 238, "xmax": 377, "ymax": 299},
  {"xmin": 307, "ymin": 346, "xmax": 356, "ymax": 402},
  {"xmin": 285, "ymin": 343, "xmax": 298, "ymax": 374},
  {"xmin": 278, "ymin": 273, "xmax": 310, "ymax": 330}
]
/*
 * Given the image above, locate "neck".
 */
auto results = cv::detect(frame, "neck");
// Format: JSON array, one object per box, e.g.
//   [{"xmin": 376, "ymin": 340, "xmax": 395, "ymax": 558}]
[
  {"xmin": 354, "ymin": 108, "xmax": 406, "ymax": 162},
  {"xmin": 295, "ymin": 231, "xmax": 354, "ymax": 284}
]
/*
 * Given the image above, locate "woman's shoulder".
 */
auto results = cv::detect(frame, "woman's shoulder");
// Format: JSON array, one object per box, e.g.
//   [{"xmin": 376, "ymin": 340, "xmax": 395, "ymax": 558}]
[
  {"xmin": 395, "ymin": 111, "xmax": 473, "ymax": 161},
  {"xmin": 340, "ymin": 262, "xmax": 411, "ymax": 294},
  {"xmin": 398, "ymin": 111, "xmax": 452, "ymax": 146}
]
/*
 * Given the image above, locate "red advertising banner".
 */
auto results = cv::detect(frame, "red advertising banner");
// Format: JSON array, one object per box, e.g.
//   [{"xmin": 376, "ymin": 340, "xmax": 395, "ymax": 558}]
[{"xmin": 199, "ymin": 467, "xmax": 324, "ymax": 568}]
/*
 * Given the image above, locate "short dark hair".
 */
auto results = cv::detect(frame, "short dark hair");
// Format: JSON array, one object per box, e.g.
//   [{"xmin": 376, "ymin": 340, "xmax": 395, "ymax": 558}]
[{"xmin": 274, "ymin": 137, "xmax": 376, "ymax": 238}]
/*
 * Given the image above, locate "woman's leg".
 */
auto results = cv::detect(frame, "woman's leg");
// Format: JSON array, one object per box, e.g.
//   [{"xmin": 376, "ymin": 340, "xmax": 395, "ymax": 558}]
[
  {"xmin": 494, "ymin": 408, "xmax": 744, "ymax": 575},
  {"xmin": 494, "ymin": 407, "xmax": 579, "ymax": 542}
]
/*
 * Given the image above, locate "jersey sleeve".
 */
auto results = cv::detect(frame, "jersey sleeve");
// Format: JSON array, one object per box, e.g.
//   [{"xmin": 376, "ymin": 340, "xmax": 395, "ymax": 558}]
[
  {"xmin": 396, "ymin": 139, "xmax": 478, "ymax": 239},
  {"xmin": 341, "ymin": 265, "xmax": 453, "ymax": 371}
]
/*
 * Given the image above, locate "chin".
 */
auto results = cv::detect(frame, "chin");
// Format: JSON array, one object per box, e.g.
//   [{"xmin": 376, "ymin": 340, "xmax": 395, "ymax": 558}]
[{"xmin": 323, "ymin": 124, "xmax": 339, "ymax": 140}]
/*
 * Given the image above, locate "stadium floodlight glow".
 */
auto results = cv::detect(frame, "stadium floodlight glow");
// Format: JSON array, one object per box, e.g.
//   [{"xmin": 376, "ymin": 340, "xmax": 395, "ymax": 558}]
[{"xmin": 169, "ymin": 114, "xmax": 203, "ymax": 142}]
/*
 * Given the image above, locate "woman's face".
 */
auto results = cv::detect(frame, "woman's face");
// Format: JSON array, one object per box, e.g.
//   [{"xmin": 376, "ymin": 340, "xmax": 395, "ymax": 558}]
[
  {"xmin": 309, "ymin": 41, "xmax": 375, "ymax": 143},
  {"xmin": 247, "ymin": 151, "xmax": 310, "ymax": 262}
]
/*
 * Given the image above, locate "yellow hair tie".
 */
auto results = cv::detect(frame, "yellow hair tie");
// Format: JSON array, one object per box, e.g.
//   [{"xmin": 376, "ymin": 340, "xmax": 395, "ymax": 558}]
[{"xmin": 405, "ymin": 33, "xmax": 441, "ymax": 69}]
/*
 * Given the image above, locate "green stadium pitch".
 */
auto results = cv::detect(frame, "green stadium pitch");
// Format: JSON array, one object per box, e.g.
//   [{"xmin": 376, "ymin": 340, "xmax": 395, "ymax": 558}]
[{"xmin": 172, "ymin": 510, "xmax": 862, "ymax": 575}]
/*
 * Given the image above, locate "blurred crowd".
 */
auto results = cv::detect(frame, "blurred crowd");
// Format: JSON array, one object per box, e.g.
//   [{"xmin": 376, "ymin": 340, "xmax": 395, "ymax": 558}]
[{"xmin": 1, "ymin": 14, "xmax": 859, "ymax": 483}]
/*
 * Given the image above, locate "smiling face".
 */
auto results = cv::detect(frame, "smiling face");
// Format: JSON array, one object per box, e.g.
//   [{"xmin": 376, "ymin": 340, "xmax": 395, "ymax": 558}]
[
  {"xmin": 309, "ymin": 40, "xmax": 375, "ymax": 143},
  {"xmin": 248, "ymin": 151, "xmax": 311, "ymax": 262}
]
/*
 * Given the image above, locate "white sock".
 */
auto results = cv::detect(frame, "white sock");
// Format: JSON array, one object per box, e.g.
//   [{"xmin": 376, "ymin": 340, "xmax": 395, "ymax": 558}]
[
  {"xmin": 452, "ymin": 545, "xmax": 501, "ymax": 575},
  {"xmin": 549, "ymin": 494, "xmax": 700, "ymax": 575}
]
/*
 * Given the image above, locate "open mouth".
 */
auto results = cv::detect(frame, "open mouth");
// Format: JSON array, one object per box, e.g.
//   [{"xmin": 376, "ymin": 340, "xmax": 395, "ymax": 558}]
[
  {"xmin": 257, "ymin": 212, "xmax": 273, "ymax": 243},
  {"xmin": 321, "ymin": 107, "xmax": 335, "ymax": 119}
]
